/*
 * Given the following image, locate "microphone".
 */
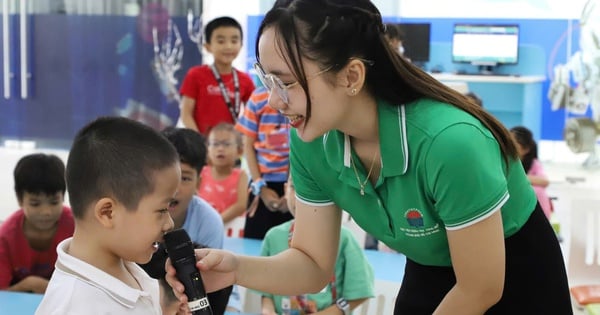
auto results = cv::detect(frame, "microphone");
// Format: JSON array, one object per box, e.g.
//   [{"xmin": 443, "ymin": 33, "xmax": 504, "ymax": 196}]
[{"xmin": 164, "ymin": 229, "xmax": 213, "ymax": 315}]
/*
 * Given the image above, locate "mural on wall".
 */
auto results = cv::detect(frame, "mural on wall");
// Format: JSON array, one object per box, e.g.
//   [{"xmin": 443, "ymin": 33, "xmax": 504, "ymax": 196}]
[{"xmin": 548, "ymin": 0, "xmax": 600, "ymax": 168}]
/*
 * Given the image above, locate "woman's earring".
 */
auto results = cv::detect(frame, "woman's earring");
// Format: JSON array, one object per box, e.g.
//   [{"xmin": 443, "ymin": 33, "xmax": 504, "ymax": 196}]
[{"xmin": 351, "ymin": 88, "xmax": 357, "ymax": 95}]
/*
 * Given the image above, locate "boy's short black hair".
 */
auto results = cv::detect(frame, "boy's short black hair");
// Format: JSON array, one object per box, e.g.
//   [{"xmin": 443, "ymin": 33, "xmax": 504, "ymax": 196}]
[
  {"xmin": 204, "ymin": 16, "xmax": 243, "ymax": 44},
  {"xmin": 161, "ymin": 127, "xmax": 207, "ymax": 174},
  {"xmin": 14, "ymin": 153, "xmax": 66, "ymax": 203},
  {"xmin": 66, "ymin": 116, "xmax": 179, "ymax": 219}
]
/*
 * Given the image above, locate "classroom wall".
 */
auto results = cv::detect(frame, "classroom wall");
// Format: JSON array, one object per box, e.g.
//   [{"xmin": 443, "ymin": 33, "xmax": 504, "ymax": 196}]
[
  {"xmin": 244, "ymin": 2, "xmax": 591, "ymax": 141},
  {"xmin": 0, "ymin": 0, "xmax": 594, "ymax": 147}
]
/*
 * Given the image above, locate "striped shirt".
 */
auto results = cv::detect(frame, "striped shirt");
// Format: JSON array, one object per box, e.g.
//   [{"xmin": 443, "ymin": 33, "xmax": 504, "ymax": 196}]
[{"xmin": 235, "ymin": 87, "xmax": 289, "ymax": 182}]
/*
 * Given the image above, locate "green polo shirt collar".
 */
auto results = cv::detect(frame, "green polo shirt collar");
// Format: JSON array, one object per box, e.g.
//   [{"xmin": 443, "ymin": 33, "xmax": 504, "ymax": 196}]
[{"xmin": 323, "ymin": 100, "xmax": 408, "ymax": 182}]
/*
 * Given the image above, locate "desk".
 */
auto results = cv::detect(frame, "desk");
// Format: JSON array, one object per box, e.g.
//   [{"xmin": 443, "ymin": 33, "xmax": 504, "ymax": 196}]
[
  {"xmin": 0, "ymin": 291, "xmax": 43, "ymax": 315},
  {"xmin": 430, "ymin": 73, "xmax": 546, "ymax": 141},
  {"xmin": 430, "ymin": 73, "xmax": 546, "ymax": 84},
  {"xmin": 0, "ymin": 290, "xmax": 256, "ymax": 315}
]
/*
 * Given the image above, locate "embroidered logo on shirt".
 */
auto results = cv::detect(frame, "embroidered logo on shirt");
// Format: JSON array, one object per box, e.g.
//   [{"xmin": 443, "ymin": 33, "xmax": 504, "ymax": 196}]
[
  {"xmin": 405, "ymin": 208, "xmax": 424, "ymax": 227},
  {"xmin": 401, "ymin": 208, "xmax": 442, "ymax": 238}
]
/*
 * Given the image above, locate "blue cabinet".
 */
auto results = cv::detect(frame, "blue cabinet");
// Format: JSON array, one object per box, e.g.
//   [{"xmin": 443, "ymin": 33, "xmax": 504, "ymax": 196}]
[{"xmin": 431, "ymin": 73, "xmax": 546, "ymax": 141}]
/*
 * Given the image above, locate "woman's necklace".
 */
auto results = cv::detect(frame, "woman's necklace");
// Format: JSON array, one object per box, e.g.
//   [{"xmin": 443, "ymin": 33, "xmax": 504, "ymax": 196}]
[{"xmin": 350, "ymin": 151, "xmax": 379, "ymax": 196}]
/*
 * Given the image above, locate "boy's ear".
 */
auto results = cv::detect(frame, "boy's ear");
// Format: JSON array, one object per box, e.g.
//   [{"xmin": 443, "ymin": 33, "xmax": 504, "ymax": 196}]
[
  {"xmin": 93, "ymin": 197, "xmax": 117, "ymax": 228},
  {"xmin": 196, "ymin": 172, "xmax": 202, "ymax": 190},
  {"xmin": 203, "ymin": 42, "xmax": 212, "ymax": 54}
]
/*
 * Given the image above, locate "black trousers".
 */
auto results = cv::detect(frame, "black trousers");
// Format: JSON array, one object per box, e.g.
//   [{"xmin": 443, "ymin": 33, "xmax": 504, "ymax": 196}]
[
  {"xmin": 244, "ymin": 181, "xmax": 293, "ymax": 240},
  {"xmin": 394, "ymin": 204, "xmax": 572, "ymax": 314}
]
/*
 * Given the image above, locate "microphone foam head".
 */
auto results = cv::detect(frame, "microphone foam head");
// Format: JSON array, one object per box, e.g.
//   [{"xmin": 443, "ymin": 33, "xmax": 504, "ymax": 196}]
[{"xmin": 164, "ymin": 228, "xmax": 195, "ymax": 261}]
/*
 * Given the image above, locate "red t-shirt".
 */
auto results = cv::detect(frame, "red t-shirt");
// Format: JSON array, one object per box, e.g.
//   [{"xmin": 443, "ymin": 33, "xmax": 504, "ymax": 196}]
[
  {"xmin": 179, "ymin": 64, "xmax": 255, "ymax": 135},
  {"xmin": 198, "ymin": 166, "xmax": 243, "ymax": 214},
  {"xmin": 0, "ymin": 206, "xmax": 74, "ymax": 288}
]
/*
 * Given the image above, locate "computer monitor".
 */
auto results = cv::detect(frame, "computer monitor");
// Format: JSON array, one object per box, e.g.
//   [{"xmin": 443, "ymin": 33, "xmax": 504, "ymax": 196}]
[
  {"xmin": 452, "ymin": 24, "xmax": 519, "ymax": 74},
  {"xmin": 396, "ymin": 23, "xmax": 431, "ymax": 64}
]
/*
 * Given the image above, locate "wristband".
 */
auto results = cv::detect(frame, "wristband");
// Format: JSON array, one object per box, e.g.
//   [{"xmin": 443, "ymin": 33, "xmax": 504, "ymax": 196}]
[
  {"xmin": 250, "ymin": 178, "xmax": 266, "ymax": 196},
  {"xmin": 335, "ymin": 298, "xmax": 350, "ymax": 315}
]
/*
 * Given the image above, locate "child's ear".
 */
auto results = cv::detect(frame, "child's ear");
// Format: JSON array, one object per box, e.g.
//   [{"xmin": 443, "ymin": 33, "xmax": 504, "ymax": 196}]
[
  {"xmin": 94, "ymin": 197, "xmax": 117, "ymax": 228},
  {"xmin": 203, "ymin": 42, "xmax": 212, "ymax": 54},
  {"xmin": 196, "ymin": 172, "xmax": 202, "ymax": 190}
]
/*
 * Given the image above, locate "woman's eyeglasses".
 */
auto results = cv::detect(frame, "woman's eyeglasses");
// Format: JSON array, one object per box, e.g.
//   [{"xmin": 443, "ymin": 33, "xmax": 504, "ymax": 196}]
[{"xmin": 253, "ymin": 62, "xmax": 332, "ymax": 104}]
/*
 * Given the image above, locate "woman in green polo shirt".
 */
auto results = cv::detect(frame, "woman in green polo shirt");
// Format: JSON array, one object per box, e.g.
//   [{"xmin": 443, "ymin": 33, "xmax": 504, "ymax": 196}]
[{"xmin": 166, "ymin": 0, "xmax": 572, "ymax": 314}]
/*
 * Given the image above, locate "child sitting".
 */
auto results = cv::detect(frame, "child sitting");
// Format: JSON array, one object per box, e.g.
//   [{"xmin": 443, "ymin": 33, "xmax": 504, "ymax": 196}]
[
  {"xmin": 0, "ymin": 153, "xmax": 74, "ymax": 293},
  {"xmin": 198, "ymin": 122, "xmax": 249, "ymax": 225},
  {"xmin": 510, "ymin": 126, "xmax": 552, "ymax": 219},
  {"xmin": 161, "ymin": 127, "xmax": 225, "ymax": 249},
  {"xmin": 260, "ymin": 175, "xmax": 374, "ymax": 315},
  {"xmin": 36, "ymin": 117, "xmax": 180, "ymax": 314},
  {"xmin": 160, "ymin": 126, "xmax": 239, "ymax": 313}
]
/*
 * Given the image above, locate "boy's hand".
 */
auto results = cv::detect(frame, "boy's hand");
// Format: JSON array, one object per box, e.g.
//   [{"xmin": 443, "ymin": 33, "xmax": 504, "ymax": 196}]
[
  {"xmin": 165, "ymin": 248, "xmax": 238, "ymax": 307},
  {"xmin": 270, "ymin": 196, "xmax": 289, "ymax": 213},
  {"xmin": 23, "ymin": 275, "xmax": 49, "ymax": 293},
  {"xmin": 260, "ymin": 187, "xmax": 282, "ymax": 212}
]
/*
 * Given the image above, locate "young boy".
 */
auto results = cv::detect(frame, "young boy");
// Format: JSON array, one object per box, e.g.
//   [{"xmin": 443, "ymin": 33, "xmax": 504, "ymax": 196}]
[
  {"xmin": 160, "ymin": 127, "xmax": 224, "ymax": 249},
  {"xmin": 158, "ymin": 127, "xmax": 235, "ymax": 314},
  {"xmin": 0, "ymin": 153, "xmax": 74, "ymax": 293},
  {"xmin": 236, "ymin": 86, "xmax": 293, "ymax": 239},
  {"xmin": 35, "ymin": 117, "xmax": 180, "ymax": 314},
  {"xmin": 179, "ymin": 16, "xmax": 255, "ymax": 135},
  {"xmin": 260, "ymin": 175, "xmax": 375, "ymax": 315}
]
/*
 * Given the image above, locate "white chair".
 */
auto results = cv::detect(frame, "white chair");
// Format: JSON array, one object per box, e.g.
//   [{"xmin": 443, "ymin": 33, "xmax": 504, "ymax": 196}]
[
  {"xmin": 355, "ymin": 293, "xmax": 387, "ymax": 315},
  {"xmin": 224, "ymin": 216, "xmax": 246, "ymax": 238}
]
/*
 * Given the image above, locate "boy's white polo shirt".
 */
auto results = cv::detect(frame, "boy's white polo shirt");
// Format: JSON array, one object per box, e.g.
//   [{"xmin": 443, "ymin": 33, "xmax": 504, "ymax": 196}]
[{"xmin": 35, "ymin": 238, "xmax": 161, "ymax": 315}]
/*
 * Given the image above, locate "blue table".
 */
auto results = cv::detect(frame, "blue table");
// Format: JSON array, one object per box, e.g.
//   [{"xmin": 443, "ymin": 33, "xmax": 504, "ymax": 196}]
[
  {"xmin": 0, "ymin": 239, "xmax": 405, "ymax": 315},
  {"xmin": 223, "ymin": 237, "xmax": 406, "ymax": 282},
  {"xmin": 0, "ymin": 290, "xmax": 256, "ymax": 315},
  {"xmin": 0, "ymin": 291, "xmax": 43, "ymax": 315}
]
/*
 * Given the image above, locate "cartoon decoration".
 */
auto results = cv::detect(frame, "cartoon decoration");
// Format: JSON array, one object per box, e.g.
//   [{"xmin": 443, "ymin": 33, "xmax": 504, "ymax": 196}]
[
  {"xmin": 152, "ymin": 19, "xmax": 183, "ymax": 104},
  {"xmin": 187, "ymin": 8, "xmax": 203, "ymax": 55}
]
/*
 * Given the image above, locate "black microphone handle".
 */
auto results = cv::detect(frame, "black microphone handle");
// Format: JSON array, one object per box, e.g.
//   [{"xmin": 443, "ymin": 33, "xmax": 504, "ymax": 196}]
[
  {"xmin": 164, "ymin": 228, "xmax": 213, "ymax": 315},
  {"xmin": 172, "ymin": 255, "xmax": 213, "ymax": 315}
]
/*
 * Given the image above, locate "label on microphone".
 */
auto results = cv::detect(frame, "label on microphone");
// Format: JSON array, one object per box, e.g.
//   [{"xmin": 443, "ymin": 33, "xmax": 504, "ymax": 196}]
[{"xmin": 188, "ymin": 297, "xmax": 210, "ymax": 311}]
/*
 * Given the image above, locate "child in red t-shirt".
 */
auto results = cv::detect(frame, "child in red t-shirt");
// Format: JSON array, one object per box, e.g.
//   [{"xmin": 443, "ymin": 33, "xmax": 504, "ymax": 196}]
[
  {"xmin": 198, "ymin": 122, "xmax": 248, "ymax": 225},
  {"xmin": 0, "ymin": 153, "xmax": 74, "ymax": 293},
  {"xmin": 179, "ymin": 16, "xmax": 255, "ymax": 136}
]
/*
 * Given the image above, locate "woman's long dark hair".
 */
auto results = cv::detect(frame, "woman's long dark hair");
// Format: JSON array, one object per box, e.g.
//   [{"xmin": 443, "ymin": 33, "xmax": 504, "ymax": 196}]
[
  {"xmin": 256, "ymin": 0, "xmax": 518, "ymax": 165},
  {"xmin": 510, "ymin": 126, "xmax": 537, "ymax": 172}
]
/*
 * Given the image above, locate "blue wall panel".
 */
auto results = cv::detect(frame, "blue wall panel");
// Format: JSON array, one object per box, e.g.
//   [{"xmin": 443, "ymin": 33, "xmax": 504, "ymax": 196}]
[
  {"xmin": 247, "ymin": 15, "xmax": 578, "ymax": 141},
  {"xmin": 0, "ymin": 14, "xmax": 200, "ymax": 147}
]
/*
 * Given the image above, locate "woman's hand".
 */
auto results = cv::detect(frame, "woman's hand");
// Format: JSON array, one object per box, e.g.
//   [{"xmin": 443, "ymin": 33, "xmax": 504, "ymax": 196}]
[{"xmin": 165, "ymin": 248, "xmax": 239, "ymax": 306}]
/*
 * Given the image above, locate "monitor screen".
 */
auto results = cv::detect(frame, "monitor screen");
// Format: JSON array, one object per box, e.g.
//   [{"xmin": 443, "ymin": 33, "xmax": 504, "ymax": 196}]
[
  {"xmin": 397, "ymin": 23, "xmax": 431, "ymax": 63},
  {"xmin": 452, "ymin": 24, "xmax": 519, "ymax": 66}
]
